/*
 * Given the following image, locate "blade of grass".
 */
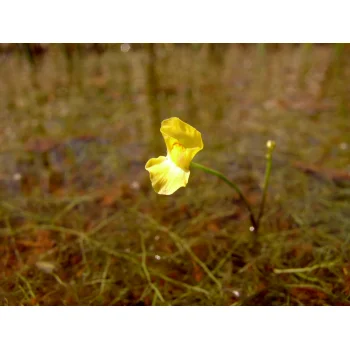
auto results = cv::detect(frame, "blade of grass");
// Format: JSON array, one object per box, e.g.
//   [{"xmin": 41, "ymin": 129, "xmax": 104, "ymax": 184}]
[{"xmin": 139, "ymin": 231, "xmax": 165, "ymax": 304}]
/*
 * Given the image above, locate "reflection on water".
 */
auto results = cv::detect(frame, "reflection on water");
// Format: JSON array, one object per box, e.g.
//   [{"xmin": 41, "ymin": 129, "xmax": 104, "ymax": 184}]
[{"xmin": 0, "ymin": 44, "xmax": 349, "ymax": 198}]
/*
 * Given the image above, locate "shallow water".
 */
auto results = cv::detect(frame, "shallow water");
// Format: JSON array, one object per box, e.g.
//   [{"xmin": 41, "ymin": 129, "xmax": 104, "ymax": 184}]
[{"xmin": 0, "ymin": 44, "xmax": 349, "ymax": 197}]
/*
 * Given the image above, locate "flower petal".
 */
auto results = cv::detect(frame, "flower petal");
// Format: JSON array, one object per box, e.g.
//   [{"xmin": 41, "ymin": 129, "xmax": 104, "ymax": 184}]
[
  {"xmin": 160, "ymin": 117, "xmax": 203, "ymax": 170},
  {"xmin": 161, "ymin": 117, "xmax": 203, "ymax": 150},
  {"xmin": 145, "ymin": 156, "xmax": 190, "ymax": 195}
]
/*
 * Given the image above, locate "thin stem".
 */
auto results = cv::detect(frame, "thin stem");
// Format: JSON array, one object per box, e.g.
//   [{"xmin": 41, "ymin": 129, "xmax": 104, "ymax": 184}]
[
  {"xmin": 273, "ymin": 261, "xmax": 339, "ymax": 274},
  {"xmin": 191, "ymin": 162, "xmax": 258, "ymax": 230},
  {"xmin": 139, "ymin": 231, "xmax": 165, "ymax": 304},
  {"xmin": 256, "ymin": 141, "xmax": 275, "ymax": 231}
]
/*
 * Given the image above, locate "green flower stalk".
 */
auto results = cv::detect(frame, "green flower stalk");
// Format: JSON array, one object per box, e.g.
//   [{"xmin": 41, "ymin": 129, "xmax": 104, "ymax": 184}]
[{"xmin": 190, "ymin": 162, "xmax": 258, "ymax": 231}]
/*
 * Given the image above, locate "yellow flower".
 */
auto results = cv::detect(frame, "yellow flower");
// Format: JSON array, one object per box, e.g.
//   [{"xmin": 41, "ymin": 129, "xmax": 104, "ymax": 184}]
[{"xmin": 145, "ymin": 117, "xmax": 204, "ymax": 195}]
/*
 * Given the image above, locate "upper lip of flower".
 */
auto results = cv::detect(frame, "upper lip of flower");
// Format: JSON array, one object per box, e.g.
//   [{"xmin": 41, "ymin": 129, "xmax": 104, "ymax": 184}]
[
  {"xmin": 161, "ymin": 117, "xmax": 203, "ymax": 170},
  {"xmin": 160, "ymin": 118, "xmax": 204, "ymax": 151}
]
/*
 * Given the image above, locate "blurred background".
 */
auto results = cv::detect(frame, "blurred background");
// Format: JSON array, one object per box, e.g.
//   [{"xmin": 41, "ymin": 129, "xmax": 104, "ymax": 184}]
[{"xmin": 0, "ymin": 43, "xmax": 349, "ymax": 305}]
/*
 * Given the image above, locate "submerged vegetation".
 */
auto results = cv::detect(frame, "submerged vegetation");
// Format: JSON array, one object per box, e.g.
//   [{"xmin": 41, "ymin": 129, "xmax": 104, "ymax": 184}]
[{"xmin": 0, "ymin": 44, "xmax": 349, "ymax": 305}]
